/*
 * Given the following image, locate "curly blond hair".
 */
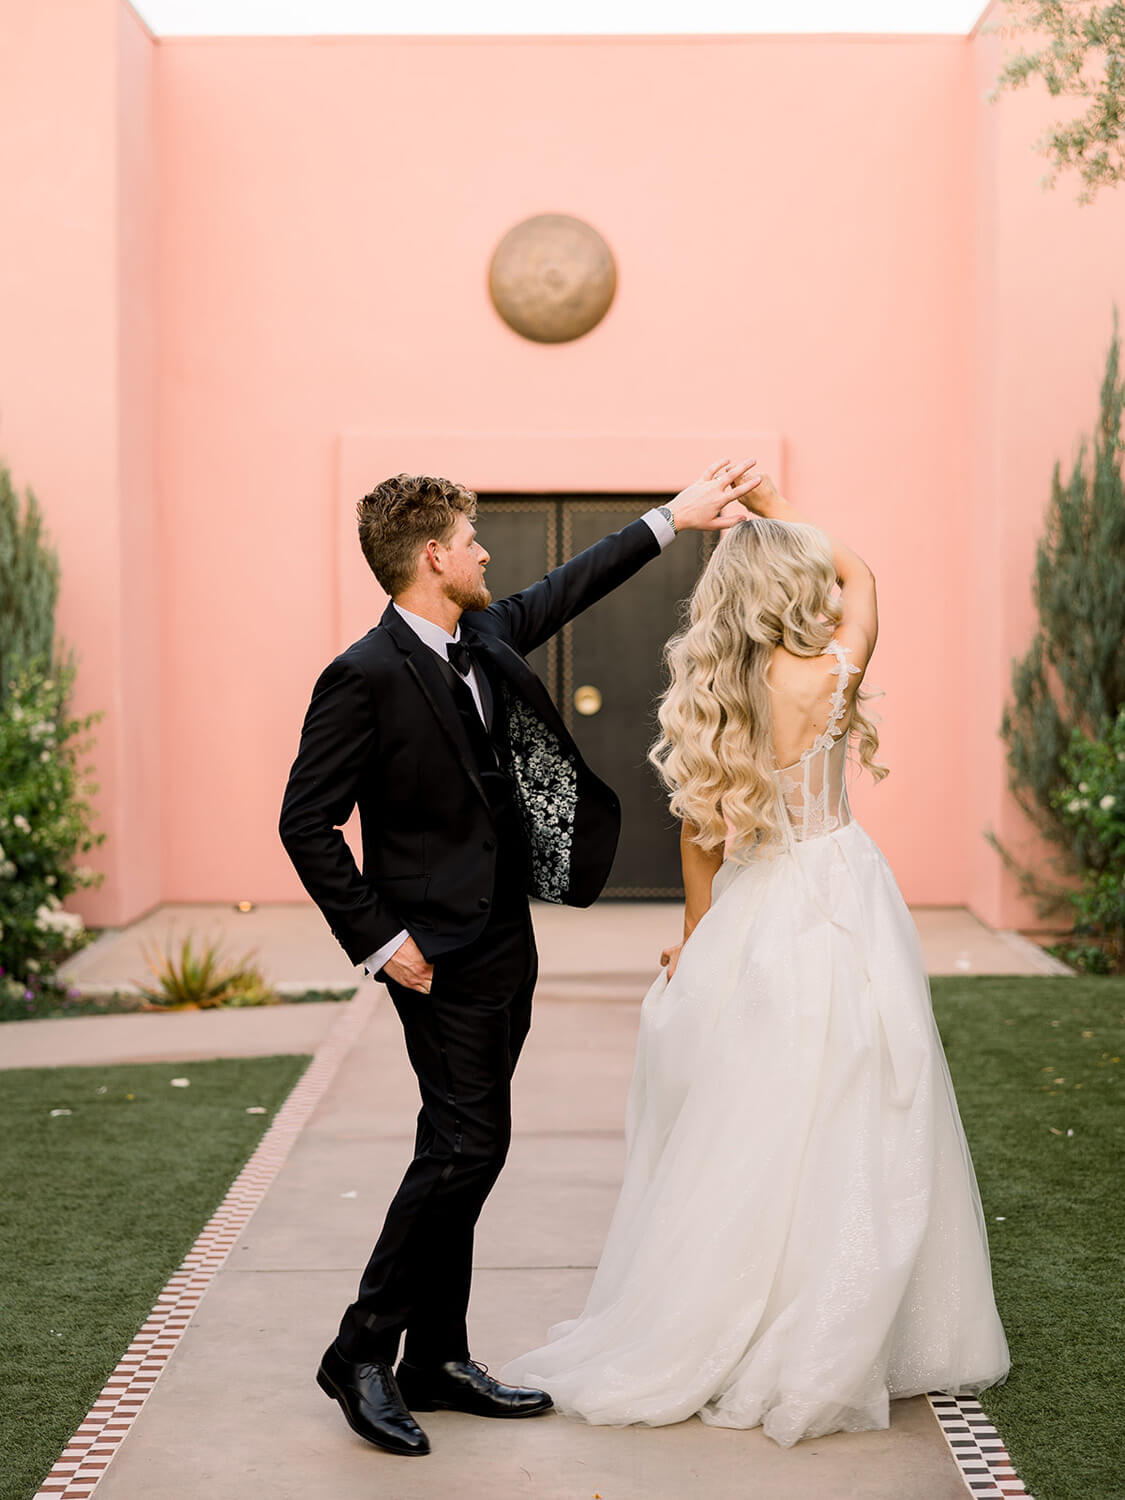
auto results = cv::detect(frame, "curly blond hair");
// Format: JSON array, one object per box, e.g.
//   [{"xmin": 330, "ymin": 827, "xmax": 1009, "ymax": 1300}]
[{"xmin": 649, "ymin": 517, "xmax": 887, "ymax": 857}]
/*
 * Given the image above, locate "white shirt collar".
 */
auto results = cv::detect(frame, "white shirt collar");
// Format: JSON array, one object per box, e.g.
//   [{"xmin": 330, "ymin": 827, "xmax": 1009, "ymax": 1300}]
[{"xmin": 392, "ymin": 601, "xmax": 461, "ymax": 657}]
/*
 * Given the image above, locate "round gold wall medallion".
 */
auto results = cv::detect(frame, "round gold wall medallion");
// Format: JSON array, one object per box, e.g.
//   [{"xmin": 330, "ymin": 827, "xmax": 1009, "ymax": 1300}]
[{"xmin": 488, "ymin": 214, "xmax": 617, "ymax": 344}]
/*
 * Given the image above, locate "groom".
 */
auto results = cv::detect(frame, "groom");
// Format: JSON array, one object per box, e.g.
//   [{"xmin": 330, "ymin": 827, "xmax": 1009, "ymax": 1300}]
[{"xmin": 279, "ymin": 460, "xmax": 756, "ymax": 1457}]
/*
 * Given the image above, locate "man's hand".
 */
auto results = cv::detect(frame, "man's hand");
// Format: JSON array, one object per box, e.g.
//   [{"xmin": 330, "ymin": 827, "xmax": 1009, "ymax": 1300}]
[
  {"xmin": 668, "ymin": 458, "xmax": 761, "ymax": 533},
  {"xmin": 660, "ymin": 942, "xmax": 684, "ymax": 979},
  {"xmin": 384, "ymin": 935, "xmax": 434, "ymax": 994}
]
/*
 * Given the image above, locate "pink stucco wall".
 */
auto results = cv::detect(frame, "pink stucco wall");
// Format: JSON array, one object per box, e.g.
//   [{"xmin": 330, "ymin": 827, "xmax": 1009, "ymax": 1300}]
[
  {"xmin": 0, "ymin": 0, "xmax": 161, "ymax": 922},
  {"xmin": 2, "ymin": 2, "xmax": 1123, "ymax": 929}
]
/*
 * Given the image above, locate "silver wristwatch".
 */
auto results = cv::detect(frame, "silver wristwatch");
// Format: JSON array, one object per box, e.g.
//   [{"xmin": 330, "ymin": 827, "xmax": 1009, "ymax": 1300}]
[{"xmin": 656, "ymin": 504, "xmax": 677, "ymax": 534}]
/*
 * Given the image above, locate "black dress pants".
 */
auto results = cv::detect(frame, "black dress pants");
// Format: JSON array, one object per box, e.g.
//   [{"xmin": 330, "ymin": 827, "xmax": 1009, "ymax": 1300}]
[{"xmin": 336, "ymin": 876, "xmax": 537, "ymax": 1367}]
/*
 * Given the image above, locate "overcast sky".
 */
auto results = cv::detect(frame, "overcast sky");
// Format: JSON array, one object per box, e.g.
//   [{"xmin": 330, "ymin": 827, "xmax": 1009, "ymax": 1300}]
[{"xmin": 130, "ymin": 1, "xmax": 992, "ymax": 37}]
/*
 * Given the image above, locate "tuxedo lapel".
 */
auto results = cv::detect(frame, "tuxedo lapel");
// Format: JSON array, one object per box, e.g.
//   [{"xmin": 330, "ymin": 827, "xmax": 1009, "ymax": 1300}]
[
  {"xmin": 463, "ymin": 627, "xmax": 564, "ymax": 739},
  {"xmin": 379, "ymin": 604, "xmax": 492, "ymax": 812}
]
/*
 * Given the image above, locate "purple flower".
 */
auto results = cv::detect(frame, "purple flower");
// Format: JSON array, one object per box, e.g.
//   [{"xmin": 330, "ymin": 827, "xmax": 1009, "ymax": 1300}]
[{"xmin": 24, "ymin": 989, "xmax": 34, "ymax": 1000}]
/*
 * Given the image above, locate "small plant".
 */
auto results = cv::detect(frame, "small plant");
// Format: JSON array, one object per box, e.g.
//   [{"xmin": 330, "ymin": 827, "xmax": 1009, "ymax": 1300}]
[
  {"xmin": 1048, "ymin": 708, "xmax": 1125, "ymax": 972},
  {"xmin": 138, "ymin": 934, "xmax": 279, "ymax": 1010}
]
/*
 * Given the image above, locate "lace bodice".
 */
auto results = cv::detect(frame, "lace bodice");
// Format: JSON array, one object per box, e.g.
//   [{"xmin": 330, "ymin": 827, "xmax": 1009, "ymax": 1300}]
[{"xmin": 771, "ymin": 640, "xmax": 861, "ymax": 845}]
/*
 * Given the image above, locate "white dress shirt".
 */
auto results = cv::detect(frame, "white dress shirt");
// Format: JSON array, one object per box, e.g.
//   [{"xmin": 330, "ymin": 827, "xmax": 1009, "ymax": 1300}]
[{"xmin": 364, "ymin": 507, "xmax": 677, "ymax": 977}]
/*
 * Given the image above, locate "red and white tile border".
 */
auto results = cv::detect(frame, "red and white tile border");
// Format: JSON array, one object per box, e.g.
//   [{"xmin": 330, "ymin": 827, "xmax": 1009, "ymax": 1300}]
[
  {"xmin": 32, "ymin": 989, "xmax": 376, "ymax": 1500},
  {"xmin": 928, "ymin": 1393, "xmax": 1033, "ymax": 1499}
]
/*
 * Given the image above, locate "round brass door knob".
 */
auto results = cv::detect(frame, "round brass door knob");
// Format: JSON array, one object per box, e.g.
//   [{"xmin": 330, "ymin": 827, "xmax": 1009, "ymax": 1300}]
[{"xmin": 574, "ymin": 684, "xmax": 603, "ymax": 716}]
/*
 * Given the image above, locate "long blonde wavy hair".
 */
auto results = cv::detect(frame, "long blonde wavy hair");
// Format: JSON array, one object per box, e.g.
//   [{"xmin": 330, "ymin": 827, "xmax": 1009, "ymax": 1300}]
[{"xmin": 649, "ymin": 517, "xmax": 887, "ymax": 858}]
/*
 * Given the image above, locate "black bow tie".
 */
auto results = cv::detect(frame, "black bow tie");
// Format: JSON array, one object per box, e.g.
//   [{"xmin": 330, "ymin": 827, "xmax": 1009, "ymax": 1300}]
[{"xmin": 446, "ymin": 640, "xmax": 473, "ymax": 677}]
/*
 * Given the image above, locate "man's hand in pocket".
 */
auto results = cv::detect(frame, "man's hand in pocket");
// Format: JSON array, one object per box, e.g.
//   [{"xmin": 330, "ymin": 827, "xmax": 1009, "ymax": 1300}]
[{"xmin": 384, "ymin": 935, "xmax": 434, "ymax": 994}]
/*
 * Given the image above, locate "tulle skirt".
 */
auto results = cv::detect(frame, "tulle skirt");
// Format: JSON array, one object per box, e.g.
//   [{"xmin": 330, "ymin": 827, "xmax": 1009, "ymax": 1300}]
[{"xmin": 501, "ymin": 820, "xmax": 1010, "ymax": 1446}]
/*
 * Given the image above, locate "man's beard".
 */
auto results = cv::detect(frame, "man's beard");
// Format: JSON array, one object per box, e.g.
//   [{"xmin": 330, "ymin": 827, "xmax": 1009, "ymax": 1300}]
[{"xmin": 447, "ymin": 577, "xmax": 492, "ymax": 612}]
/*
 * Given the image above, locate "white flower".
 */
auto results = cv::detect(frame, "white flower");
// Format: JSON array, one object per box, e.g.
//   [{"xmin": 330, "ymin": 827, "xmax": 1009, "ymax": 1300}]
[
  {"xmin": 1067, "ymin": 798, "xmax": 1083, "ymax": 813},
  {"xmin": 11, "ymin": 705, "xmax": 24, "ymax": 721},
  {"xmin": 34, "ymin": 903, "xmax": 84, "ymax": 938},
  {"xmin": 170, "ymin": 1077, "xmax": 190, "ymax": 1088},
  {"xmin": 13, "ymin": 815, "xmax": 30, "ymax": 834},
  {"xmin": 45, "ymin": 875, "xmax": 56, "ymax": 886},
  {"xmin": 26, "ymin": 958, "xmax": 39, "ymax": 972},
  {"xmin": 39, "ymin": 750, "xmax": 50, "ymax": 763},
  {"xmin": 1117, "ymin": 750, "xmax": 1125, "ymax": 763},
  {"xmin": 0, "ymin": 861, "xmax": 15, "ymax": 878},
  {"xmin": 0, "ymin": 843, "xmax": 5, "ymax": 862},
  {"xmin": 1100, "ymin": 794, "xmax": 1116, "ymax": 811},
  {"xmin": 1078, "ymin": 782, "xmax": 1088, "ymax": 793}
]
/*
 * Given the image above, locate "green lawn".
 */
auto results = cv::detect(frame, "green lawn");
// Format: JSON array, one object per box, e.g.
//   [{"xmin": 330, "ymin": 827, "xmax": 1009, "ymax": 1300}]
[
  {"xmin": 1, "ymin": 1054, "xmax": 311, "ymax": 1500},
  {"xmin": 932, "ymin": 977, "xmax": 1125, "ymax": 1500}
]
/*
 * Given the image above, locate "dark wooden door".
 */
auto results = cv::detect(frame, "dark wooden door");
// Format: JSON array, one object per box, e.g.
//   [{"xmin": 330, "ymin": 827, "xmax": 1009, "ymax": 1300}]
[{"xmin": 476, "ymin": 496, "xmax": 714, "ymax": 899}]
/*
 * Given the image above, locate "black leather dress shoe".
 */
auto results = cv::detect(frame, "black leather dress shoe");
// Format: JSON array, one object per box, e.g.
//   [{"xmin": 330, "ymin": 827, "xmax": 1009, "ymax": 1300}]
[
  {"xmin": 395, "ymin": 1358, "xmax": 553, "ymax": 1418},
  {"xmin": 316, "ymin": 1343, "xmax": 430, "ymax": 1455}
]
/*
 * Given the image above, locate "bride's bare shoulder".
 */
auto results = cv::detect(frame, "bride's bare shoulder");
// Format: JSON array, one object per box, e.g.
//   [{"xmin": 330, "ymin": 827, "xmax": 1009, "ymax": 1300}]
[{"xmin": 766, "ymin": 644, "xmax": 839, "ymax": 693}]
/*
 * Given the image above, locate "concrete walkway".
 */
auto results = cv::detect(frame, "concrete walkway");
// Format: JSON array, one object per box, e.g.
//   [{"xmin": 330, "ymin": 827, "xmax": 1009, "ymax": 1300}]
[
  {"xmin": 82, "ymin": 985, "xmax": 968, "ymax": 1500},
  {"xmin": 57, "ymin": 899, "xmax": 1067, "ymax": 999}
]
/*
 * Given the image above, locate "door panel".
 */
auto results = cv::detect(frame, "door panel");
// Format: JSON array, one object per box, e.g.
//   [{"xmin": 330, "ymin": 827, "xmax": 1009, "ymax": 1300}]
[
  {"xmin": 563, "ymin": 501, "xmax": 707, "ymax": 897},
  {"xmin": 476, "ymin": 495, "xmax": 711, "ymax": 898},
  {"xmin": 474, "ymin": 501, "xmax": 557, "ymax": 687}
]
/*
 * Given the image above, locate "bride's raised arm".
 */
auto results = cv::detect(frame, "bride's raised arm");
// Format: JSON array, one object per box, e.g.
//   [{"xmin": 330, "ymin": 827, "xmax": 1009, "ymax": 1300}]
[{"xmin": 729, "ymin": 471, "xmax": 878, "ymax": 671}]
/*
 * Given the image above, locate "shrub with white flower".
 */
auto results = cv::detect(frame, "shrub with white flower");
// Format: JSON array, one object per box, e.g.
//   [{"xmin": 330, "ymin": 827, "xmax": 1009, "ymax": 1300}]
[
  {"xmin": 1052, "ymin": 708, "xmax": 1125, "ymax": 971},
  {"xmin": 0, "ymin": 663, "xmax": 103, "ymax": 999}
]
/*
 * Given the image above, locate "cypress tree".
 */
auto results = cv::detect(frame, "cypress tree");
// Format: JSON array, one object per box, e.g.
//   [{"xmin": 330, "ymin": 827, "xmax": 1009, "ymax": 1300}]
[
  {"xmin": 0, "ymin": 463, "xmax": 61, "ymax": 703},
  {"xmin": 995, "ymin": 313, "xmax": 1125, "ymax": 898}
]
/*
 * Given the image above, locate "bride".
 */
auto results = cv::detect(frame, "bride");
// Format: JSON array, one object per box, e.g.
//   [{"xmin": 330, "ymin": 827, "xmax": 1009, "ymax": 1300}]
[{"xmin": 502, "ymin": 472, "xmax": 1010, "ymax": 1446}]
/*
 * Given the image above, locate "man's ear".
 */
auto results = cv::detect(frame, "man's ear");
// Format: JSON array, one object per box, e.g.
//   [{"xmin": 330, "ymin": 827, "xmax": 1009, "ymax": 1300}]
[{"xmin": 422, "ymin": 538, "xmax": 443, "ymax": 575}]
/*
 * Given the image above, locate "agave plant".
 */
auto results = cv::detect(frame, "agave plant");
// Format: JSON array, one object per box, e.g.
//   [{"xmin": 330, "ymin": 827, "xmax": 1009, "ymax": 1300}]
[{"xmin": 138, "ymin": 934, "xmax": 279, "ymax": 1010}]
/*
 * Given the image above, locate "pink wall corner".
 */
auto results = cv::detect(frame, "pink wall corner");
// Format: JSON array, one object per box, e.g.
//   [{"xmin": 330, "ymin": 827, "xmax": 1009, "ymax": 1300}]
[
  {"xmin": 968, "ymin": 16, "xmax": 1125, "ymax": 930},
  {"xmin": 115, "ymin": 0, "xmax": 162, "ymax": 923},
  {"xmin": 0, "ymin": 0, "xmax": 126, "ymax": 925},
  {"xmin": 0, "ymin": 0, "xmax": 161, "ymax": 929}
]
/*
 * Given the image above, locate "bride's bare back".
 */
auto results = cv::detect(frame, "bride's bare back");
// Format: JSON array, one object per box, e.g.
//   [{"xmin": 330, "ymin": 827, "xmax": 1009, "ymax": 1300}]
[{"xmin": 766, "ymin": 637, "xmax": 868, "ymax": 771}]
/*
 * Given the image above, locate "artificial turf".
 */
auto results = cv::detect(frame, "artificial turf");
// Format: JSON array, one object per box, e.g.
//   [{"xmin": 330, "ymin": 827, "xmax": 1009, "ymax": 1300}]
[
  {"xmin": 931, "ymin": 976, "xmax": 1125, "ymax": 1500},
  {"xmin": 1, "ymin": 1054, "xmax": 311, "ymax": 1500}
]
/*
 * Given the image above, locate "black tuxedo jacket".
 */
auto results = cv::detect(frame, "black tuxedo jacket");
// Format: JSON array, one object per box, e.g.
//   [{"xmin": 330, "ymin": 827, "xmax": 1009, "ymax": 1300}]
[{"xmin": 278, "ymin": 517, "xmax": 662, "ymax": 967}]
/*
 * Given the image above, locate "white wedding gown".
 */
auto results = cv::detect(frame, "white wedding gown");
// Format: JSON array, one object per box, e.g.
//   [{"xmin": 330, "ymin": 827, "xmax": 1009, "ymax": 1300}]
[{"xmin": 502, "ymin": 642, "xmax": 1010, "ymax": 1446}]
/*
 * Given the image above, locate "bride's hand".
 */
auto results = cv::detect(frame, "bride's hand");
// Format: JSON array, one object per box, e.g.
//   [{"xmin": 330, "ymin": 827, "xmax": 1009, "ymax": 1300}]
[
  {"xmin": 740, "ymin": 469, "xmax": 785, "ymax": 518},
  {"xmin": 660, "ymin": 942, "xmax": 684, "ymax": 978},
  {"xmin": 668, "ymin": 458, "xmax": 761, "ymax": 532}
]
